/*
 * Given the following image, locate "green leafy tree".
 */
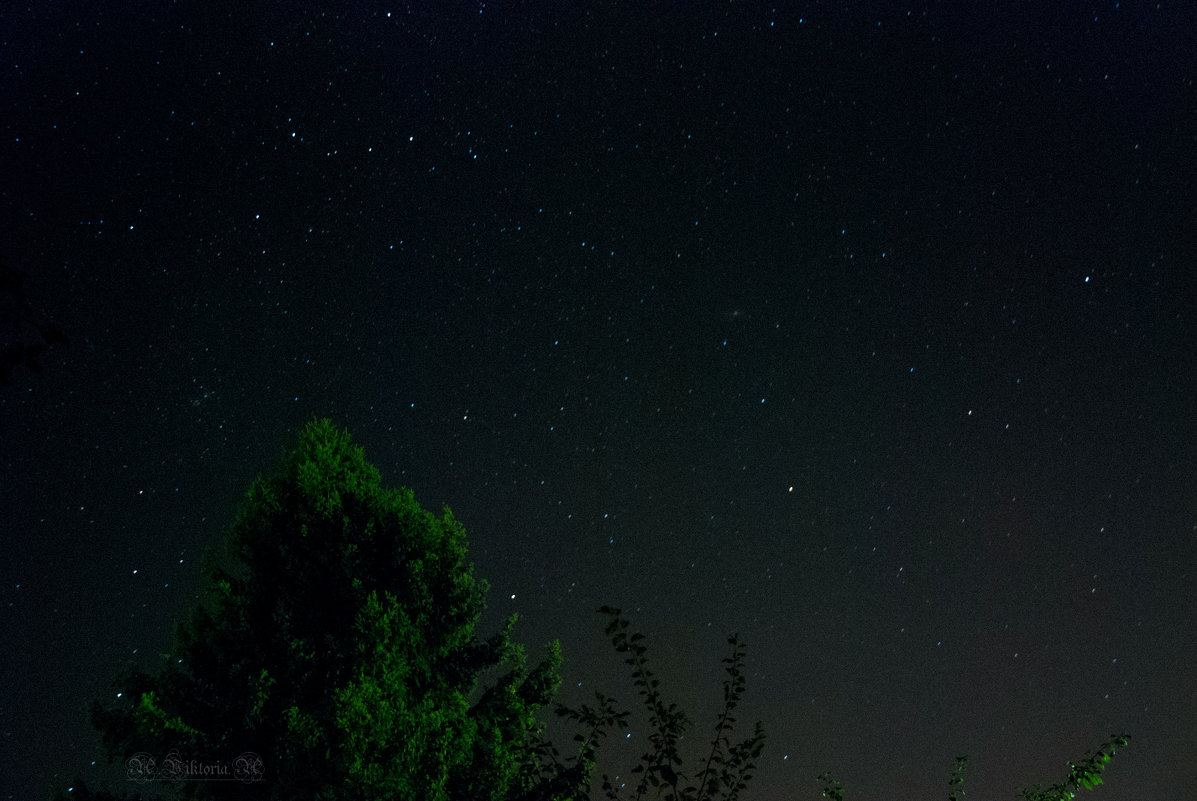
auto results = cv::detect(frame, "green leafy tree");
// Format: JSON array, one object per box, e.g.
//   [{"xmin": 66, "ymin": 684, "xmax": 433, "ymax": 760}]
[
  {"xmin": 817, "ymin": 772, "xmax": 845, "ymax": 801},
  {"xmin": 69, "ymin": 418, "xmax": 571, "ymax": 801},
  {"xmin": 1018, "ymin": 735, "xmax": 1131, "ymax": 801},
  {"xmin": 551, "ymin": 607, "xmax": 766, "ymax": 801},
  {"xmin": 812, "ymin": 734, "xmax": 1129, "ymax": 801},
  {"xmin": 947, "ymin": 754, "xmax": 967, "ymax": 801}
]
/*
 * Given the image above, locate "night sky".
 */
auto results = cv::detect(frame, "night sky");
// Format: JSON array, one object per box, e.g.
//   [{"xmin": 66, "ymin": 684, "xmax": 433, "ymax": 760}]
[{"xmin": 3, "ymin": 2, "xmax": 1195, "ymax": 799}]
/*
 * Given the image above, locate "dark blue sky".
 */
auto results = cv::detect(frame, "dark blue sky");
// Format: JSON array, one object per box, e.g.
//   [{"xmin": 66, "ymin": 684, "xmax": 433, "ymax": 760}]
[{"xmin": 3, "ymin": 2, "xmax": 1195, "ymax": 799}]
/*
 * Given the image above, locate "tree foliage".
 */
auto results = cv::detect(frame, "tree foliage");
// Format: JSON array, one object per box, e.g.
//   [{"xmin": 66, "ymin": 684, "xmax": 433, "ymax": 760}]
[
  {"xmin": 1017, "ymin": 735, "xmax": 1131, "ymax": 801},
  {"xmin": 550, "ymin": 607, "xmax": 766, "ymax": 801},
  {"xmin": 72, "ymin": 418, "xmax": 569, "ymax": 801},
  {"xmin": 813, "ymin": 735, "xmax": 1130, "ymax": 801},
  {"xmin": 947, "ymin": 754, "xmax": 967, "ymax": 801}
]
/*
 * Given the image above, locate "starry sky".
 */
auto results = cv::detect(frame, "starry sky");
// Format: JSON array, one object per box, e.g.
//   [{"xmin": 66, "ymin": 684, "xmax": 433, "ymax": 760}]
[{"xmin": 2, "ymin": 2, "xmax": 1196, "ymax": 799}]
